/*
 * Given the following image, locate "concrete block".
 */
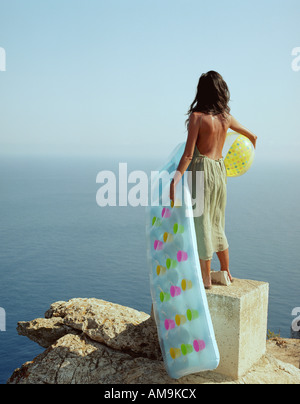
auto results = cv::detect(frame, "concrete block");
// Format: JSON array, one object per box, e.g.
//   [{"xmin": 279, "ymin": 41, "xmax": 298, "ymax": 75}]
[{"xmin": 206, "ymin": 278, "xmax": 269, "ymax": 379}]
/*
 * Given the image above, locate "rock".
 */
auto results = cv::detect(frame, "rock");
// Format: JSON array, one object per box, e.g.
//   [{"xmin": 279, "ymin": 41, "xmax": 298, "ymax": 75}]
[
  {"xmin": 8, "ymin": 334, "xmax": 169, "ymax": 385},
  {"xmin": 237, "ymin": 353, "xmax": 300, "ymax": 385},
  {"xmin": 8, "ymin": 334, "xmax": 300, "ymax": 385},
  {"xmin": 19, "ymin": 298, "xmax": 162, "ymax": 361},
  {"xmin": 266, "ymin": 338, "xmax": 300, "ymax": 369},
  {"xmin": 17, "ymin": 318, "xmax": 77, "ymax": 348},
  {"xmin": 8, "ymin": 298, "xmax": 300, "ymax": 385}
]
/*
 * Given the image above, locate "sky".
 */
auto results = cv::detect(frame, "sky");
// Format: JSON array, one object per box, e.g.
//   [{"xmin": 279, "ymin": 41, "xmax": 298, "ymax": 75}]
[{"xmin": 0, "ymin": 0, "xmax": 299, "ymax": 162}]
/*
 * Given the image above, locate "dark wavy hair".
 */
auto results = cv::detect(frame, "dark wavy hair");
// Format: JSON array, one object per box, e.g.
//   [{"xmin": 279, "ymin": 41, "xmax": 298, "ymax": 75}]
[{"xmin": 185, "ymin": 71, "xmax": 231, "ymax": 129}]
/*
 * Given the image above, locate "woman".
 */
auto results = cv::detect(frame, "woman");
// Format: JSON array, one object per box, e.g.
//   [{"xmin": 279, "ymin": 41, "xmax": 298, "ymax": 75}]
[{"xmin": 170, "ymin": 71, "xmax": 257, "ymax": 289}]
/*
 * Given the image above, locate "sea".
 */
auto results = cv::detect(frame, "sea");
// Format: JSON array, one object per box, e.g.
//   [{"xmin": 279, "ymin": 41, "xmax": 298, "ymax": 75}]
[{"xmin": 0, "ymin": 153, "xmax": 299, "ymax": 384}]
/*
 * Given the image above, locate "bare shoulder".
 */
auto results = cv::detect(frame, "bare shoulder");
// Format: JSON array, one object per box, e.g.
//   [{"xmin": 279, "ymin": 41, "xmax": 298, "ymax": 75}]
[{"xmin": 189, "ymin": 111, "xmax": 203, "ymax": 125}]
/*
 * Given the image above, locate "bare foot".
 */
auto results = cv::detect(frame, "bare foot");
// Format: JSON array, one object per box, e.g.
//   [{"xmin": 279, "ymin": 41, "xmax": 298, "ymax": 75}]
[
  {"xmin": 221, "ymin": 269, "xmax": 233, "ymax": 283},
  {"xmin": 216, "ymin": 249, "xmax": 233, "ymax": 282},
  {"xmin": 200, "ymin": 259, "xmax": 213, "ymax": 290},
  {"xmin": 203, "ymin": 274, "xmax": 212, "ymax": 290}
]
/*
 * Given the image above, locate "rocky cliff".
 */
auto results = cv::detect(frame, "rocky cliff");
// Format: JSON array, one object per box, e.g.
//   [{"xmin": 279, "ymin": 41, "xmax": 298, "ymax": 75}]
[{"xmin": 7, "ymin": 298, "xmax": 300, "ymax": 384}]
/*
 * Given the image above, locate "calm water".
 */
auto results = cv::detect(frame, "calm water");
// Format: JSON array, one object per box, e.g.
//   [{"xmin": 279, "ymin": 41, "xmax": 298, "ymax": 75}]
[{"xmin": 0, "ymin": 154, "xmax": 299, "ymax": 384}]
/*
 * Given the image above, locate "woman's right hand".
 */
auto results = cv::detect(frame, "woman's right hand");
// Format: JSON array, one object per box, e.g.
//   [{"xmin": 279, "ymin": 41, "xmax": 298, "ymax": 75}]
[{"xmin": 251, "ymin": 135, "xmax": 258, "ymax": 149}]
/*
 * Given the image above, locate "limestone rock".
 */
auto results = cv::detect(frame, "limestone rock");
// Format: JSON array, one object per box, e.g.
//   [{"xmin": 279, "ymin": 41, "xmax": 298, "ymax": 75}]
[
  {"xmin": 8, "ymin": 334, "xmax": 169, "ymax": 385},
  {"xmin": 267, "ymin": 338, "xmax": 300, "ymax": 369},
  {"xmin": 17, "ymin": 318, "xmax": 77, "ymax": 348},
  {"xmin": 19, "ymin": 298, "xmax": 162, "ymax": 361},
  {"xmin": 9, "ymin": 297, "xmax": 300, "ymax": 385},
  {"xmin": 8, "ymin": 334, "xmax": 300, "ymax": 385}
]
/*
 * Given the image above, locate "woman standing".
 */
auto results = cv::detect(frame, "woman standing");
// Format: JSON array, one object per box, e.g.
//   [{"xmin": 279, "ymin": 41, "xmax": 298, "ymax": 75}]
[{"xmin": 170, "ymin": 71, "xmax": 257, "ymax": 289}]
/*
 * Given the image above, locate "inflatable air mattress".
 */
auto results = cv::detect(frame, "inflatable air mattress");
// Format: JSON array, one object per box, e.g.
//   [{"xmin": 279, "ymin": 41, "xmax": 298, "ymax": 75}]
[{"xmin": 146, "ymin": 142, "xmax": 220, "ymax": 379}]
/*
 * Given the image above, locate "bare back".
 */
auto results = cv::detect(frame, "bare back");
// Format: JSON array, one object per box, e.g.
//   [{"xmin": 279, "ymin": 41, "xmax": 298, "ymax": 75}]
[
  {"xmin": 194, "ymin": 112, "xmax": 231, "ymax": 160},
  {"xmin": 171, "ymin": 111, "xmax": 256, "ymax": 190}
]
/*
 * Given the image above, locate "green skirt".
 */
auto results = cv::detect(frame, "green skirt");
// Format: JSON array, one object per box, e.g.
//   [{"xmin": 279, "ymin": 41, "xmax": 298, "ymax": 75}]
[{"xmin": 187, "ymin": 147, "xmax": 229, "ymax": 261}]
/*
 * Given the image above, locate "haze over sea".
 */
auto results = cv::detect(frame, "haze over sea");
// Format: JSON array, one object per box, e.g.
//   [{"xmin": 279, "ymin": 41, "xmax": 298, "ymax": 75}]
[{"xmin": 0, "ymin": 154, "xmax": 299, "ymax": 384}]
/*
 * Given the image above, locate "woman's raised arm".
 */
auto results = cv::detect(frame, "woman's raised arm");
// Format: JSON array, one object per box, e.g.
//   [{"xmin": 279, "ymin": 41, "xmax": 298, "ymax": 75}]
[{"xmin": 229, "ymin": 115, "xmax": 257, "ymax": 149}]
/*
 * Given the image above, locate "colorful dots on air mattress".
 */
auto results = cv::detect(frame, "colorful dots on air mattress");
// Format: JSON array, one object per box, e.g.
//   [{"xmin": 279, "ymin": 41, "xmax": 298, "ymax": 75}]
[
  {"xmin": 166, "ymin": 258, "xmax": 177, "ymax": 269},
  {"xmin": 164, "ymin": 308, "xmax": 199, "ymax": 330},
  {"xmin": 163, "ymin": 232, "xmax": 174, "ymax": 243},
  {"xmin": 154, "ymin": 240, "xmax": 164, "ymax": 251},
  {"xmin": 152, "ymin": 217, "xmax": 162, "ymax": 227},
  {"xmin": 173, "ymin": 223, "xmax": 184, "ymax": 234},
  {"xmin": 156, "ymin": 265, "xmax": 167, "ymax": 276},
  {"xmin": 170, "ymin": 339, "xmax": 206, "ymax": 360},
  {"xmin": 170, "ymin": 347, "xmax": 182, "ymax": 360},
  {"xmin": 175, "ymin": 314, "xmax": 186, "ymax": 326},
  {"xmin": 170, "ymin": 286, "xmax": 181, "ymax": 298},
  {"xmin": 177, "ymin": 250, "xmax": 188, "ymax": 262},
  {"xmin": 165, "ymin": 319, "xmax": 176, "ymax": 330},
  {"xmin": 193, "ymin": 339, "xmax": 206, "ymax": 353},
  {"xmin": 187, "ymin": 309, "xmax": 199, "ymax": 321},
  {"xmin": 162, "ymin": 208, "xmax": 172, "ymax": 218},
  {"xmin": 181, "ymin": 279, "xmax": 193, "ymax": 291},
  {"xmin": 160, "ymin": 292, "xmax": 171, "ymax": 303},
  {"xmin": 181, "ymin": 344, "xmax": 193, "ymax": 356}
]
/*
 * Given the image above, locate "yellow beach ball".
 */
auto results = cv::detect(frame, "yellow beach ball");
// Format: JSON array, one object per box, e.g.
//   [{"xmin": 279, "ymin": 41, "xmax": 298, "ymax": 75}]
[{"xmin": 224, "ymin": 132, "xmax": 255, "ymax": 177}]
